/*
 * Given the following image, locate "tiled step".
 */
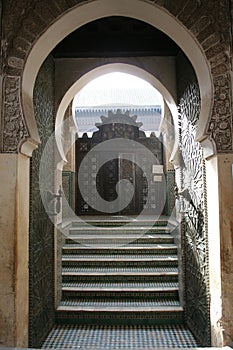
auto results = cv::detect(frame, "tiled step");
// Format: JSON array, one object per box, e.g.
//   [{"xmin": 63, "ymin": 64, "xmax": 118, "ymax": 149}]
[
  {"xmin": 69, "ymin": 226, "xmax": 171, "ymax": 235},
  {"xmin": 62, "ymin": 265, "xmax": 178, "ymax": 283},
  {"xmin": 42, "ymin": 324, "xmax": 200, "ymax": 348},
  {"xmin": 55, "ymin": 309, "xmax": 183, "ymax": 325},
  {"xmin": 58, "ymin": 303, "xmax": 182, "ymax": 312},
  {"xmin": 62, "ymin": 254, "xmax": 178, "ymax": 261},
  {"xmin": 58, "ymin": 298, "xmax": 181, "ymax": 308},
  {"xmin": 62, "ymin": 290, "xmax": 179, "ymax": 300},
  {"xmin": 71, "ymin": 218, "xmax": 169, "ymax": 228},
  {"xmin": 62, "ymin": 244, "xmax": 177, "ymax": 256},
  {"xmin": 62, "ymin": 266, "xmax": 178, "ymax": 274},
  {"xmin": 58, "ymin": 217, "xmax": 182, "ymax": 326},
  {"xmin": 62, "ymin": 274, "xmax": 178, "ymax": 283},
  {"xmin": 62, "ymin": 281, "xmax": 179, "ymax": 290},
  {"xmin": 61, "ymin": 282, "xmax": 180, "ymax": 299},
  {"xmin": 66, "ymin": 233, "xmax": 174, "ymax": 245},
  {"xmin": 62, "ymin": 255, "xmax": 178, "ymax": 268}
]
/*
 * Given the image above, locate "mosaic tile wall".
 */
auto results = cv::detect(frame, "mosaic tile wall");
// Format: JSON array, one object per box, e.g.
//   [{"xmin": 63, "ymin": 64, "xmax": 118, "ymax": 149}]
[
  {"xmin": 29, "ymin": 55, "xmax": 55, "ymax": 348},
  {"xmin": 177, "ymin": 52, "xmax": 210, "ymax": 346}
]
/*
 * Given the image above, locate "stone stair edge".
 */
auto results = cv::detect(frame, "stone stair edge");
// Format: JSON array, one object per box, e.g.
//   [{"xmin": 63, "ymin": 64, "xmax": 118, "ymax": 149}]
[{"xmin": 56, "ymin": 305, "xmax": 184, "ymax": 312}]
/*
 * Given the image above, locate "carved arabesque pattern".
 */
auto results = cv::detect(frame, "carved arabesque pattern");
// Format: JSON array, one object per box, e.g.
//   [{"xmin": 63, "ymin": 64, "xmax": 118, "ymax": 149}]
[
  {"xmin": 179, "ymin": 82, "xmax": 210, "ymax": 346},
  {"xmin": 2, "ymin": 75, "xmax": 28, "ymax": 152},
  {"xmin": 1, "ymin": 0, "xmax": 232, "ymax": 153},
  {"xmin": 208, "ymin": 74, "xmax": 232, "ymax": 151},
  {"xmin": 165, "ymin": 170, "xmax": 175, "ymax": 216},
  {"xmin": 29, "ymin": 56, "xmax": 55, "ymax": 348}
]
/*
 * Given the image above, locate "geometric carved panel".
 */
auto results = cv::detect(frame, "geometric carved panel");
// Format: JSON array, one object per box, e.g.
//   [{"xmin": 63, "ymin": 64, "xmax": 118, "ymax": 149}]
[
  {"xmin": 208, "ymin": 74, "xmax": 233, "ymax": 151},
  {"xmin": 29, "ymin": 56, "xmax": 55, "ymax": 348},
  {"xmin": 2, "ymin": 75, "xmax": 28, "ymax": 152},
  {"xmin": 179, "ymin": 82, "xmax": 211, "ymax": 346}
]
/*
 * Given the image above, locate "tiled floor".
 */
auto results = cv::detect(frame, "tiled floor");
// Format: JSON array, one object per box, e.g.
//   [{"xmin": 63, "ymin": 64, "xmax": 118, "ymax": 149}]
[{"xmin": 42, "ymin": 324, "xmax": 200, "ymax": 349}]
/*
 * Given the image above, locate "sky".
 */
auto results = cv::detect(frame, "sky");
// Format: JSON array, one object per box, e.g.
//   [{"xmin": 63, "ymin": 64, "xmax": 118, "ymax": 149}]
[{"xmin": 72, "ymin": 72, "xmax": 164, "ymax": 108}]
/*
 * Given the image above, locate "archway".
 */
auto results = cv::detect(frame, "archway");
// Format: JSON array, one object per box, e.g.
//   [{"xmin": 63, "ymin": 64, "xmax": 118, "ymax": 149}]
[
  {"xmin": 21, "ymin": 0, "xmax": 213, "ymax": 155},
  {"xmin": 50, "ymin": 51, "xmax": 209, "ymax": 346},
  {"xmin": 55, "ymin": 65, "xmax": 178, "ymax": 220},
  {"xmin": 55, "ymin": 63, "xmax": 179, "ymax": 162},
  {"xmin": 21, "ymin": 1, "xmax": 214, "ymax": 348},
  {"xmin": 2, "ymin": 0, "xmax": 233, "ymax": 348}
]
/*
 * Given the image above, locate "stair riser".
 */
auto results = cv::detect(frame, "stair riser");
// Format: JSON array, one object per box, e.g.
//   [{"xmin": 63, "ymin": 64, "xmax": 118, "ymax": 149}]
[
  {"xmin": 62, "ymin": 260, "xmax": 178, "ymax": 268},
  {"xmin": 62, "ymin": 290, "xmax": 179, "ymax": 299},
  {"xmin": 65, "ymin": 237, "xmax": 174, "ymax": 245},
  {"xmin": 55, "ymin": 311, "xmax": 184, "ymax": 325},
  {"xmin": 62, "ymin": 275, "xmax": 178, "ymax": 283},
  {"xmin": 71, "ymin": 221, "xmax": 169, "ymax": 228},
  {"xmin": 62, "ymin": 249, "xmax": 177, "ymax": 255},
  {"xmin": 59, "ymin": 297, "xmax": 180, "ymax": 304},
  {"xmin": 69, "ymin": 226, "xmax": 170, "ymax": 238}
]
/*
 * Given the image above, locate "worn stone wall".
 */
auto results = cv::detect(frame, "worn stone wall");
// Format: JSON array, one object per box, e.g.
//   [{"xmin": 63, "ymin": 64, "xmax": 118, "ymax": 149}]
[
  {"xmin": 0, "ymin": 0, "xmax": 232, "ymax": 154},
  {"xmin": 29, "ymin": 55, "xmax": 55, "ymax": 348}
]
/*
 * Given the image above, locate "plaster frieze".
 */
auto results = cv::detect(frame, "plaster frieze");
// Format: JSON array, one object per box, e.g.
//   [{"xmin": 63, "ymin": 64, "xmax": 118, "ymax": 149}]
[
  {"xmin": 2, "ymin": 75, "xmax": 28, "ymax": 152},
  {"xmin": 208, "ymin": 74, "xmax": 232, "ymax": 151},
  {"xmin": 0, "ymin": 0, "xmax": 232, "ymax": 153}
]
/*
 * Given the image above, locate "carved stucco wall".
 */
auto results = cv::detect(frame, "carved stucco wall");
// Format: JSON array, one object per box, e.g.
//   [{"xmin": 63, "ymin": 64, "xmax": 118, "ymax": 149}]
[
  {"xmin": 0, "ymin": 0, "xmax": 232, "ymax": 155},
  {"xmin": 177, "ymin": 53, "xmax": 210, "ymax": 346},
  {"xmin": 29, "ymin": 56, "xmax": 55, "ymax": 348}
]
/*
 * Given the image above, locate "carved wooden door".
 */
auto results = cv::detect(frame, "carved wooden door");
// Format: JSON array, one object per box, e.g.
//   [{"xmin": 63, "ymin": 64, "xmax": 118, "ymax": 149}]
[
  {"xmin": 118, "ymin": 154, "xmax": 138, "ymax": 215},
  {"xmin": 98, "ymin": 158, "xmax": 119, "ymax": 211},
  {"xmin": 97, "ymin": 154, "xmax": 139, "ymax": 215}
]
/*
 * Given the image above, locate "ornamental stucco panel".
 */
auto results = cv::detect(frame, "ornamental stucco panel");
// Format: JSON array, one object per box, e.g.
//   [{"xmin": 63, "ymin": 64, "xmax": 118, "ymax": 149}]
[{"xmin": 0, "ymin": 0, "xmax": 232, "ymax": 153}]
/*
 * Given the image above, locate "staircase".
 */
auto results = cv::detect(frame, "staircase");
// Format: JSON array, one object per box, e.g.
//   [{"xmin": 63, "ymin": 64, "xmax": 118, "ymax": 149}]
[{"xmin": 56, "ymin": 216, "xmax": 183, "ymax": 325}]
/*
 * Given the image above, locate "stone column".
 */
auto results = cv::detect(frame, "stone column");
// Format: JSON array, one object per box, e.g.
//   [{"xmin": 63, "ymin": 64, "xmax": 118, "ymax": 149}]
[
  {"xmin": 0, "ymin": 153, "xmax": 30, "ymax": 347},
  {"xmin": 206, "ymin": 154, "xmax": 233, "ymax": 347}
]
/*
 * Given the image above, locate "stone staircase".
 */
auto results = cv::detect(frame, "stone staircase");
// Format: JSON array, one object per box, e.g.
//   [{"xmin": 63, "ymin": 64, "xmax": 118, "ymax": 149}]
[{"xmin": 56, "ymin": 217, "xmax": 183, "ymax": 325}]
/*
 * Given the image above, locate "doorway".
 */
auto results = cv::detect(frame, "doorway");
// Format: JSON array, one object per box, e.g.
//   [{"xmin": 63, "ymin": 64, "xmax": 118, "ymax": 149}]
[{"xmin": 29, "ymin": 13, "xmax": 210, "ymax": 349}]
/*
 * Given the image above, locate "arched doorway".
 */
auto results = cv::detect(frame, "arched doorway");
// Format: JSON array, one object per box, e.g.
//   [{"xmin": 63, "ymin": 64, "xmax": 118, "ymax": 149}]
[
  {"xmin": 52, "ymin": 66, "xmax": 187, "ymax": 344},
  {"xmin": 22, "ymin": 0, "xmax": 213, "ymax": 151},
  {"xmin": 6, "ymin": 0, "xmax": 229, "ymax": 348},
  {"xmin": 30, "ymin": 12, "xmax": 211, "ymax": 348},
  {"xmin": 40, "ymin": 56, "xmax": 208, "ymax": 350}
]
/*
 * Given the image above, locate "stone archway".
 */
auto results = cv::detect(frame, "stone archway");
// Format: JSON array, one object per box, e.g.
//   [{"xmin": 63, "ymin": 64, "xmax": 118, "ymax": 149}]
[
  {"xmin": 2, "ymin": 0, "xmax": 231, "ymax": 155},
  {"xmin": 52, "ymin": 56, "xmax": 211, "ymax": 347},
  {"xmin": 1, "ymin": 0, "xmax": 233, "ymax": 348},
  {"xmin": 19, "ymin": 0, "xmax": 216, "ymax": 155},
  {"xmin": 55, "ymin": 63, "xmax": 179, "ymax": 162}
]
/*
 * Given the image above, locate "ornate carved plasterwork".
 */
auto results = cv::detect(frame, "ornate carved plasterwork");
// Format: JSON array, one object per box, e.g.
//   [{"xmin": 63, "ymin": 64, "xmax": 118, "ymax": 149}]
[
  {"xmin": 179, "ymin": 83, "xmax": 200, "ymax": 127},
  {"xmin": 0, "ymin": 0, "xmax": 232, "ymax": 153},
  {"xmin": 179, "ymin": 82, "xmax": 210, "ymax": 346},
  {"xmin": 208, "ymin": 74, "xmax": 232, "ymax": 151},
  {"xmin": 165, "ymin": 170, "xmax": 175, "ymax": 216},
  {"xmin": 29, "ymin": 56, "xmax": 55, "ymax": 348},
  {"xmin": 2, "ymin": 75, "xmax": 28, "ymax": 152}
]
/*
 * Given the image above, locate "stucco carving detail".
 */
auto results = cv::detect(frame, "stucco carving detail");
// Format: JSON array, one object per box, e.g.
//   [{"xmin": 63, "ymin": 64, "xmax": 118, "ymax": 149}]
[
  {"xmin": 2, "ymin": 75, "xmax": 28, "ymax": 152},
  {"xmin": 7, "ymin": 57, "xmax": 24, "ymax": 69},
  {"xmin": 0, "ymin": 0, "xmax": 232, "ymax": 153},
  {"xmin": 179, "ymin": 82, "xmax": 210, "ymax": 346},
  {"xmin": 208, "ymin": 74, "xmax": 232, "ymax": 151}
]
